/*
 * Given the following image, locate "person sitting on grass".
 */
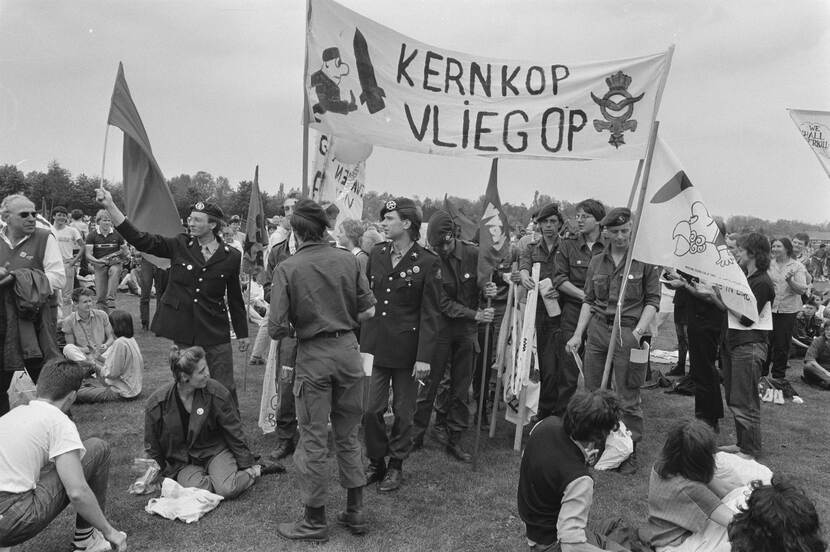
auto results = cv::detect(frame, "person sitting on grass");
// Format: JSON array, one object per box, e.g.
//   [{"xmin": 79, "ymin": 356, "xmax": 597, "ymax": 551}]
[
  {"xmin": 517, "ymin": 390, "xmax": 624, "ymax": 552},
  {"xmin": 728, "ymin": 477, "xmax": 826, "ymax": 552},
  {"xmin": 0, "ymin": 358, "xmax": 127, "ymax": 552},
  {"xmin": 802, "ymin": 320, "xmax": 830, "ymax": 390},
  {"xmin": 791, "ymin": 299, "xmax": 823, "ymax": 359},
  {"xmin": 61, "ymin": 287, "xmax": 114, "ymax": 365},
  {"xmin": 642, "ymin": 419, "xmax": 740, "ymax": 552},
  {"xmin": 68, "ymin": 310, "xmax": 143, "ymax": 403},
  {"xmin": 144, "ymin": 345, "xmax": 282, "ymax": 499}
]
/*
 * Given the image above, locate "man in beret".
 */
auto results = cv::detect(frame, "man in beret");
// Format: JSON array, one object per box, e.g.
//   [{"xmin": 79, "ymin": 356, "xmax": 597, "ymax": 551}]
[
  {"xmin": 412, "ymin": 210, "xmax": 496, "ymax": 463},
  {"xmin": 519, "ymin": 202, "xmax": 564, "ymax": 420},
  {"xmin": 565, "ymin": 207, "xmax": 660, "ymax": 474},
  {"xmin": 268, "ymin": 199, "xmax": 376, "ymax": 542},
  {"xmin": 361, "ymin": 198, "xmax": 442, "ymax": 492},
  {"xmin": 552, "ymin": 199, "xmax": 607, "ymax": 417},
  {"xmin": 95, "ymin": 189, "xmax": 248, "ymax": 407}
]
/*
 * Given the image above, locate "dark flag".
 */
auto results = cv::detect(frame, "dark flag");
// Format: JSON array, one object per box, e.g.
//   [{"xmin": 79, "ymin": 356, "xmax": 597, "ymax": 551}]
[
  {"xmin": 107, "ymin": 62, "xmax": 181, "ymax": 268},
  {"xmin": 444, "ymin": 194, "xmax": 477, "ymax": 242},
  {"xmin": 476, "ymin": 159, "xmax": 510, "ymax": 287},
  {"xmin": 243, "ymin": 166, "xmax": 269, "ymax": 277}
]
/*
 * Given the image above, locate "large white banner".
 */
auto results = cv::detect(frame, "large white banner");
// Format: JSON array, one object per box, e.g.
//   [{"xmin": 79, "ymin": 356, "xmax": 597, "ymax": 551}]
[
  {"xmin": 633, "ymin": 138, "xmax": 759, "ymax": 323},
  {"xmin": 788, "ymin": 108, "xmax": 830, "ymax": 178},
  {"xmin": 311, "ymin": 132, "xmax": 367, "ymax": 228},
  {"xmin": 306, "ymin": 0, "xmax": 673, "ymax": 160}
]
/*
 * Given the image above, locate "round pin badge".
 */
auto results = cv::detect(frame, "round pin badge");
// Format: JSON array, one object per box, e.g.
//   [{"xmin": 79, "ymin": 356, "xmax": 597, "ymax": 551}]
[
  {"xmin": 196, "ymin": 408, "xmax": 204, "ymax": 415},
  {"xmin": 628, "ymin": 274, "xmax": 634, "ymax": 279},
  {"xmin": 400, "ymin": 271, "xmax": 406, "ymax": 278},
  {"xmin": 195, "ymin": 202, "xmax": 204, "ymax": 210},
  {"xmin": 464, "ymin": 273, "xmax": 470, "ymax": 279},
  {"xmin": 413, "ymin": 266, "xmax": 420, "ymax": 274},
  {"xmin": 186, "ymin": 264, "xmax": 193, "ymax": 270}
]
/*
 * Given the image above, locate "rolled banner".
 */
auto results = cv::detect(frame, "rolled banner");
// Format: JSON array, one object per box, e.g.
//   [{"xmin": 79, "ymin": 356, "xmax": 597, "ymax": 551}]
[
  {"xmin": 361, "ymin": 352, "xmax": 374, "ymax": 376},
  {"xmin": 537, "ymin": 278, "xmax": 561, "ymax": 317}
]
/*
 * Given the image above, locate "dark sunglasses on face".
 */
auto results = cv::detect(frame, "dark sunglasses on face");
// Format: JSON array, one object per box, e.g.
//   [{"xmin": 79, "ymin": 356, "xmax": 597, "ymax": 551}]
[{"xmin": 15, "ymin": 211, "xmax": 37, "ymax": 219}]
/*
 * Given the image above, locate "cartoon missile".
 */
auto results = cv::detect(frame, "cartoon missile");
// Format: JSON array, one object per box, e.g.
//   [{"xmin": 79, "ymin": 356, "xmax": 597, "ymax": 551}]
[{"xmin": 353, "ymin": 28, "xmax": 386, "ymax": 114}]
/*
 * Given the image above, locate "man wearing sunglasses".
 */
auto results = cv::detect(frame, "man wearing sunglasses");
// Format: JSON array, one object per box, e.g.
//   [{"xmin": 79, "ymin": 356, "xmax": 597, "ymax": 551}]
[{"xmin": 0, "ymin": 194, "xmax": 65, "ymax": 415}]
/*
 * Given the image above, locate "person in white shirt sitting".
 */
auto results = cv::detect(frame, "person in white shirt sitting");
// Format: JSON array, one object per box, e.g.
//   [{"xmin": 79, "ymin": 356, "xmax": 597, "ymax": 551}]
[{"xmin": 0, "ymin": 358, "xmax": 127, "ymax": 552}]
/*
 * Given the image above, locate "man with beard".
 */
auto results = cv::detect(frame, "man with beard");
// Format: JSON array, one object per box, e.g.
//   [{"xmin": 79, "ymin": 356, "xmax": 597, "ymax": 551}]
[
  {"xmin": 361, "ymin": 198, "xmax": 442, "ymax": 491},
  {"xmin": 552, "ymin": 199, "xmax": 606, "ymax": 416}
]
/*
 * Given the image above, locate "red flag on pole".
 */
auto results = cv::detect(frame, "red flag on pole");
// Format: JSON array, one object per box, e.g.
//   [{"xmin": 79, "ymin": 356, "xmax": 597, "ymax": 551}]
[
  {"xmin": 476, "ymin": 158, "xmax": 510, "ymax": 287},
  {"xmin": 107, "ymin": 62, "xmax": 181, "ymax": 268},
  {"xmin": 243, "ymin": 166, "xmax": 269, "ymax": 277},
  {"xmin": 444, "ymin": 194, "xmax": 477, "ymax": 242}
]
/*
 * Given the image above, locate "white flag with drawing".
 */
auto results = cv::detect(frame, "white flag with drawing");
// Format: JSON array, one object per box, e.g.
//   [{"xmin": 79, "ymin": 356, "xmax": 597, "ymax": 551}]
[
  {"xmin": 632, "ymin": 138, "xmax": 759, "ymax": 323},
  {"xmin": 788, "ymin": 108, "xmax": 830, "ymax": 179}
]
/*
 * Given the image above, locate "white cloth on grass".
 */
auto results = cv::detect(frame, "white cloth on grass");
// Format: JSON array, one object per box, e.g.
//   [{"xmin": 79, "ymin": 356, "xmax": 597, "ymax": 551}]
[{"xmin": 145, "ymin": 478, "xmax": 224, "ymax": 523}]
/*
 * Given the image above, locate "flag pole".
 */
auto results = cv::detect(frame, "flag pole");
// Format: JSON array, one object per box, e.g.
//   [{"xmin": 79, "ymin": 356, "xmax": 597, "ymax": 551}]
[
  {"xmin": 99, "ymin": 125, "xmax": 110, "ymax": 190},
  {"xmin": 472, "ymin": 281, "xmax": 493, "ymax": 471},
  {"xmin": 600, "ymin": 120, "xmax": 661, "ymax": 389},
  {"xmin": 626, "ymin": 159, "xmax": 644, "ymax": 209},
  {"xmin": 300, "ymin": 0, "xmax": 311, "ymax": 199}
]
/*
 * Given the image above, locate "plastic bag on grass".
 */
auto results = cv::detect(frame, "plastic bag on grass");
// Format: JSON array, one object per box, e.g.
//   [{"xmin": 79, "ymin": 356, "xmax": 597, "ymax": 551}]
[
  {"xmin": 594, "ymin": 421, "xmax": 634, "ymax": 471},
  {"xmin": 145, "ymin": 478, "xmax": 223, "ymax": 523},
  {"xmin": 128, "ymin": 458, "xmax": 161, "ymax": 495}
]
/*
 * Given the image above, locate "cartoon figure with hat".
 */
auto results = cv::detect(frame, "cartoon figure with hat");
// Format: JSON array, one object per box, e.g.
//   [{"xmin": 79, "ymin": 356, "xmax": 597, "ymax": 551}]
[{"xmin": 310, "ymin": 47, "xmax": 357, "ymax": 120}]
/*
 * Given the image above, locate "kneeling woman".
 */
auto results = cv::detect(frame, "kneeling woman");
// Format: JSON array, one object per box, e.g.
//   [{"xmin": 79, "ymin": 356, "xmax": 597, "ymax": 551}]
[{"xmin": 144, "ymin": 346, "xmax": 279, "ymax": 498}]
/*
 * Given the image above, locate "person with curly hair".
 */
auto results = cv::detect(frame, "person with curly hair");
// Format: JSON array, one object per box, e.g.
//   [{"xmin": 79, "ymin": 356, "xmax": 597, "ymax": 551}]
[
  {"xmin": 728, "ymin": 477, "xmax": 826, "ymax": 552},
  {"xmin": 517, "ymin": 390, "xmax": 623, "ymax": 551}
]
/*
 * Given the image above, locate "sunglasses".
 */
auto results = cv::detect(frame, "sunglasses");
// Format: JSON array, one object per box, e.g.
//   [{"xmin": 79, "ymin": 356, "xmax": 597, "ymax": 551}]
[{"xmin": 15, "ymin": 211, "xmax": 37, "ymax": 219}]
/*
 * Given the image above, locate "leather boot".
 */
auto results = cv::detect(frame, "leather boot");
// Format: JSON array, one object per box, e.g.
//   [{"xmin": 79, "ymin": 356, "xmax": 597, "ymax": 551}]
[
  {"xmin": 336, "ymin": 487, "xmax": 367, "ymax": 535},
  {"xmin": 378, "ymin": 458, "xmax": 403, "ymax": 492},
  {"xmin": 429, "ymin": 424, "xmax": 450, "ymax": 446},
  {"xmin": 365, "ymin": 458, "xmax": 387, "ymax": 485},
  {"xmin": 446, "ymin": 432, "xmax": 472, "ymax": 463},
  {"xmin": 269, "ymin": 439, "xmax": 296, "ymax": 461},
  {"xmin": 277, "ymin": 505, "xmax": 329, "ymax": 543}
]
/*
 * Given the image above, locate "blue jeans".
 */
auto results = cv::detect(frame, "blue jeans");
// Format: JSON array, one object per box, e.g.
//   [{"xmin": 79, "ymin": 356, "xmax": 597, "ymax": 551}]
[
  {"xmin": 0, "ymin": 438, "xmax": 110, "ymax": 546},
  {"xmin": 723, "ymin": 341, "xmax": 766, "ymax": 457}
]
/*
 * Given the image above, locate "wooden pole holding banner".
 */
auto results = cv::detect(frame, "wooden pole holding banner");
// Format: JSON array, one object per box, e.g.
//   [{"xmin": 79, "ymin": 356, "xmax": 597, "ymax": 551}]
[
  {"xmin": 99, "ymin": 125, "xmax": 110, "ymax": 190},
  {"xmin": 472, "ymin": 290, "xmax": 493, "ymax": 471},
  {"xmin": 626, "ymin": 159, "xmax": 644, "ymax": 209},
  {"xmin": 513, "ymin": 387, "xmax": 526, "ymax": 452},
  {"xmin": 300, "ymin": 0, "xmax": 311, "ymax": 199},
  {"xmin": 600, "ymin": 120, "xmax": 661, "ymax": 389}
]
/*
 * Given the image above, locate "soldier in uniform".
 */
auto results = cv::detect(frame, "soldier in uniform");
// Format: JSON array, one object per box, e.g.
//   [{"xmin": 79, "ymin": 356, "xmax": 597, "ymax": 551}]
[
  {"xmin": 268, "ymin": 199, "xmax": 375, "ymax": 542},
  {"xmin": 412, "ymin": 210, "xmax": 495, "ymax": 463},
  {"xmin": 565, "ymin": 207, "xmax": 660, "ymax": 474},
  {"xmin": 552, "ymin": 198, "xmax": 606, "ymax": 416},
  {"xmin": 95, "ymin": 189, "xmax": 248, "ymax": 406},
  {"xmin": 361, "ymin": 198, "xmax": 442, "ymax": 492},
  {"xmin": 518, "ymin": 203, "xmax": 563, "ymax": 420}
]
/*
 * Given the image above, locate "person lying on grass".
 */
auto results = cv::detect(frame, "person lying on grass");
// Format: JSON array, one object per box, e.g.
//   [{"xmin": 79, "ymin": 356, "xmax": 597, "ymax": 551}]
[
  {"xmin": 144, "ymin": 346, "xmax": 282, "ymax": 499},
  {"xmin": 517, "ymin": 390, "xmax": 626, "ymax": 552},
  {"xmin": 0, "ymin": 358, "xmax": 127, "ymax": 552},
  {"xmin": 65, "ymin": 309, "xmax": 143, "ymax": 403},
  {"xmin": 727, "ymin": 476, "xmax": 826, "ymax": 552}
]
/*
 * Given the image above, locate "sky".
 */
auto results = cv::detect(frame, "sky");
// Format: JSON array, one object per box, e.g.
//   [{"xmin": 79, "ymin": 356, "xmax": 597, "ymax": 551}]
[{"xmin": 1, "ymin": 0, "xmax": 829, "ymax": 222}]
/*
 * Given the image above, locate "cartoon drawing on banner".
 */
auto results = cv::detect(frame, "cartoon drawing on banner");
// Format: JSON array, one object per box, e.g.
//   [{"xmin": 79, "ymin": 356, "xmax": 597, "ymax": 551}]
[
  {"xmin": 591, "ymin": 71, "xmax": 644, "ymax": 148},
  {"xmin": 310, "ymin": 47, "xmax": 358, "ymax": 120},
  {"xmin": 353, "ymin": 28, "xmax": 386, "ymax": 114},
  {"xmin": 481, "ymin": 203, "xmax": 508, "ymax": 253}
]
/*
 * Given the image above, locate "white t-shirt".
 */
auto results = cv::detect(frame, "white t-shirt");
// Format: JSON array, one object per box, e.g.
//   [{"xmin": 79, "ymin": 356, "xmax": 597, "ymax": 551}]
[
  {"xmin": 52, "ymin": 225, "xmax": 82, "ymax": 261},
  {"xmin": 0, "ymin": 400, "xmax": 86, "ymax": 493}
]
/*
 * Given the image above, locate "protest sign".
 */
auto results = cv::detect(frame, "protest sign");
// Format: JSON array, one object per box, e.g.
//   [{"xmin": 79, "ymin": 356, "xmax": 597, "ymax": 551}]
[
  {"xmin": 311, "ymin": 131, "xmax": 367, "ymax": 229},
  {"xmin": 633, "ymin": 138, "xmax": 759, "ymax": 323},
  {"xmin": 306, "ymin": 0, "xmax": 672, "ymax": 160},
  {"xmin": 788, "ymin": 108, "xmax": 830, "ymax": 178}
]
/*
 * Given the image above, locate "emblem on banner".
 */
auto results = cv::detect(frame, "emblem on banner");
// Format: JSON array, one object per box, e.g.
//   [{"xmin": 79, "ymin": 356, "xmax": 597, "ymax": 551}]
[{"xmin": 591, "ymin": 71, "xmax": 644, "ymax": 149}]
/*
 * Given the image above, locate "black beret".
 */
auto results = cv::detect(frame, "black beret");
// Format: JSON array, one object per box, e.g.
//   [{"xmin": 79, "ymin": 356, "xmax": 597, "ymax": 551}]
[
  {"xmin": 536, "ymin": 203, "xmax": 560, "ymax": 222},
  {"xmin": 190, "ymin": 202, "xmax": 224, "ymax": 220},
  {"xmin": 380, "ymin": 197, "xmax": 420, "ymax": 223},
  {"xmin": 427, "ymin": 210, "xmax": 454, "ymax": 246},
  {"xmin": 291, "ymin": 199, "xmax": 329, "ymax": 231},
  {"xmin": 601, "ymin": 207, "xmax": 632, "ymax": 228}
]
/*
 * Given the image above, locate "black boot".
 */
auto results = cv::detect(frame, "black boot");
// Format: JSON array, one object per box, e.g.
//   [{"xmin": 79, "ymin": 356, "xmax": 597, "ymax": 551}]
[
  {"xmin": 365, "ymin": 458, "xmax": 387, "ymax": 485},
  {"xmin": 269, "ymin": 439, "xmax": 296, "ymax": 461},
  {"xmin": 277, "ymin": 505, "xmax": 329, "ymax": 542},
  {"xmin": 379, "ymin": 458, "xmax": 403, "ymax": 492},
  {"xmin": 446, "ymin": 432, "xmax": 472, "ymax": 463},
  {"xmin": 429, "ymin": 424, "xmax": 450, "ymax": 446},
  {"xmin": 336, "ymin": 487, "xmax": 367, "ymax": 535}
]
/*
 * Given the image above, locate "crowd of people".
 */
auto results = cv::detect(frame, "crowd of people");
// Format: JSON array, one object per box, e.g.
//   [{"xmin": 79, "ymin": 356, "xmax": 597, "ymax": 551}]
[{"xmin": 0, "ymin": 189, "xmax": 827, "ymax": 551}]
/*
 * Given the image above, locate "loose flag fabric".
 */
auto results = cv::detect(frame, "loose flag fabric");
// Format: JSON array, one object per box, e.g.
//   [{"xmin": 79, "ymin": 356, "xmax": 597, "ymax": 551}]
[
  {"xmin": 476, "ymin": 159, "xmax": 510, "ymax": 287},
  {"xmin": 306, "ymin": 0, "xmax": 673, "ymax": 160},
  {"xmin": 243, "ymin": 166, "xmax": 269, "ymax": 277},
  {"xmin": 788, "ymin": 108, "xmax": 830, "ymax": 178},
  {"xmin": 444, "ymin": 194, "xmax": 477, "ymax": 242},
  {"xmin": 311, "ymin": 132, "xmax": 367, "ymax": 230},
  {"xmin": 107, "ymin": 62, "xmax": 181, "ymax": 269},
  {"xmin": 632, "ymin": 138, "xmax": 758, "ymax": 323}
]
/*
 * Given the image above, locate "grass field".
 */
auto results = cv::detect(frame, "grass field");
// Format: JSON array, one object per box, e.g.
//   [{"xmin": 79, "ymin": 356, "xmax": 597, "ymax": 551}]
[{"xmin": 15, "ymin": 293, "xmax": 830, "ymax": 551}]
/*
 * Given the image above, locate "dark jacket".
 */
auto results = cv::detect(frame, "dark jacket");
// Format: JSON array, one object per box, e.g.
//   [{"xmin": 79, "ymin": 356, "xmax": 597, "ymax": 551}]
[
  {"xmin": 361, "ymin": 241, "xmax": 442, "ymax": 367},
  {"xmin": 144, "ymin": 379, "xmax": 255, "ymax": 477},
  {"xmin": 439, "ymin": 240, "xmax": 481, "ymax": 327},
  {"xmin": 116, "ymin": 219, "xmax": 247, "ymax": 345}
]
